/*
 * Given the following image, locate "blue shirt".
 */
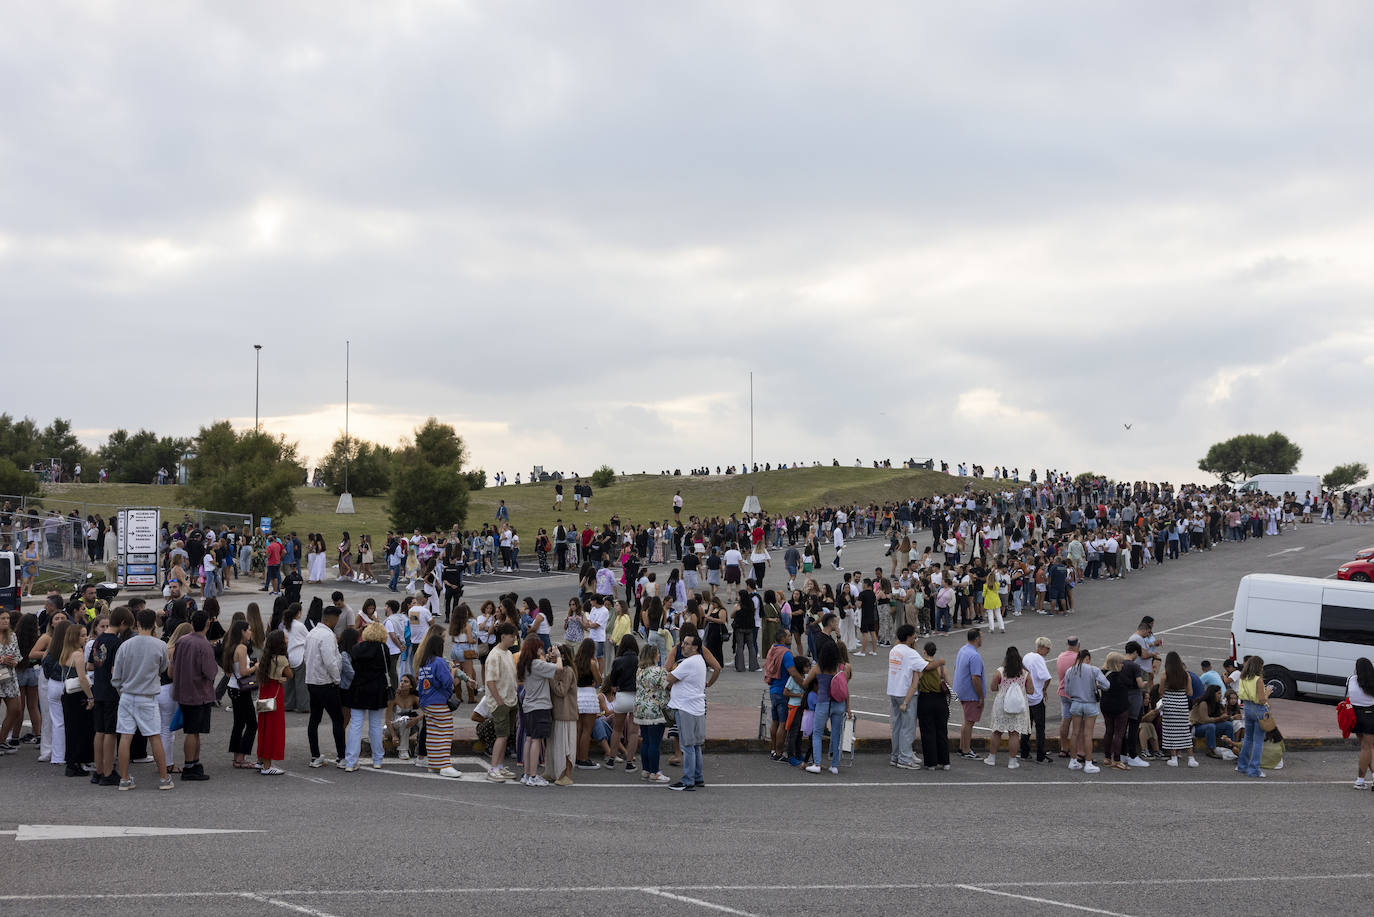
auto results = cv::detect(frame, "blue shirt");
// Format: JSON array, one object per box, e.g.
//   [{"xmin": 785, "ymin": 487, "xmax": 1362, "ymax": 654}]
[
  {"xmin": 1200, "ymin": 671, "xmax": 1225, "ymax": 695},
  {"xmin": 769, "ymin": 649, "xmax": 795, "ymax": 696},
  {"xmin": 417, "ymin": 657, "xmax": 454, "ymax": 707},
  {"xmin": 954, "ymin": 643, "xmax": 985, "ymax": 701}
]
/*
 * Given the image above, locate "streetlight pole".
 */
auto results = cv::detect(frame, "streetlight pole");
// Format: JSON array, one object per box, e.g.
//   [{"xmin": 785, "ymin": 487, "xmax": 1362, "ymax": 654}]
[
  {"xmin": 254, "ymin": 344, "xmax": 262, "ymax": 433},
  {"xmin": 344, "ymin": 339, "xmax": 349, "ymax": 494}
]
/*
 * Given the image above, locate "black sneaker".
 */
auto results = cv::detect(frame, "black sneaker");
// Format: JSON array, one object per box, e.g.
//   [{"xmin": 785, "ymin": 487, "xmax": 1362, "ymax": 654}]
[
  {"xmin": 90, "ymin": 771, "xmax": 104, "ymax": 785},
  {"xmin": 182, "ymin": 767, "xmax": 210, "ymax": 782},
  {"xmin": 667, "ymin": 781, "xmax": 694, "ymax": 791},
  {"xmin": 959, "ymin": 751, "xmax": 980, "ymax": 760},
  {"xmin": 574, "ymin": 759, "xmax": 598, "ymax": 770},
  {"xmin": 100, "ymin": 773, "xmax": 121, "ymax": 787},
  {"xmin": 624, "ymin": 761, "xmax": 638, "ymax": 772},
  {"xmin": 602, "ymin": 757, "xmax": 619, "ymax": 769},
  {"xmin": 66, "ymin": 764, "xmax": 85, "ymax": 777}
]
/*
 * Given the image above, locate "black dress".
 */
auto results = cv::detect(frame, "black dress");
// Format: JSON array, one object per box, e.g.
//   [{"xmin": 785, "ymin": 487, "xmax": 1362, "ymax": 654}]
[{"xmin": 62, "ymin": 687, "xmax": 95, "ymax": 766}]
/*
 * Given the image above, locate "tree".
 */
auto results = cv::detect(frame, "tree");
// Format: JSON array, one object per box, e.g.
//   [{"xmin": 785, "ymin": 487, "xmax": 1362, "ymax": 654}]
[
  {"xmin": 388, "ymin": 419, "xmax": 470, "ymax": 532},
  {"xmin": 465, "ymin": 468, "xmax": 487, "ymax": 491},
  {"xmin": 1324, "ymin": 462, "xmax": 1369, "ymax": 491},
  {"xmin": 316, "ymin": 435, "xmax": 393, "ymax": 496},
  {"xmin": 1073, "ymin": 471, "xmax": 1099, "ymax": 487},
  {"xmin": 183, "ymin": 421, "xmax": 304, "ymax": 523},
  {"xmin": 591, "ymin": 464, "xmax": 616, "ymax": 488},
  {"xmin": 97, "ymin": 429, "xmax": 190, "ymax": 484},
  {"xmin": 0, "ymin": 458, "xmax": 38, "ymax": 498},
  {"xmin": 1197, "ymin": 432, "xmax": 1303, "ymax": 484},
  {"xmin": 38, "ymin": 418, "xmax": 91, "ymax": 473},
  {"xmin": 0, "ymin": 414, "xmax": 42, "ymax": 470}
]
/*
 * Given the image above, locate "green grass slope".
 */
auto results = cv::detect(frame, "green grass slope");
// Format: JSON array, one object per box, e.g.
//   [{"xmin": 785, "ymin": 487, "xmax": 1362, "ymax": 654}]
[{"xmin": 17, "ymin": 466, "xmax": 976, "ymax": 542}]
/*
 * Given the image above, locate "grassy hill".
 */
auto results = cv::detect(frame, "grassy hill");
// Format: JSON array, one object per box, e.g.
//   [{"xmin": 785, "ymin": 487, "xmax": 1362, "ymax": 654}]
[{"xmin": 20, "ymin": 466, "xmax": 976, "ymax": 541}]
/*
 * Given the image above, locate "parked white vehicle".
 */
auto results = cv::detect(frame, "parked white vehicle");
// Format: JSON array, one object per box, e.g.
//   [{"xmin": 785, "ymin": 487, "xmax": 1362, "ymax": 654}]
[
  {"xmin": 1230, "ymin": 573, "xmax": 1374, "ymax": 700},
  {"xmin": 1234, "ymin": 474, "xmax": 1322, "ymax": 501}
]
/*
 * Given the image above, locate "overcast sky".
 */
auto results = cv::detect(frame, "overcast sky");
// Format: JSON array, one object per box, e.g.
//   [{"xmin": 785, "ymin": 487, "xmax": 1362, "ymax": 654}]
[{"xmin": 5, "ymin": 2, "xmax": 1372, "ymax": 484}]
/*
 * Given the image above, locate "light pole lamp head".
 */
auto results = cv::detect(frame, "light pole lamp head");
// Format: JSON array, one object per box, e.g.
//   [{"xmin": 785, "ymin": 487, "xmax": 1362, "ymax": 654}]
[{"xmin": 254, "ymin": 344, "xmax": 262, "ymax": 351}]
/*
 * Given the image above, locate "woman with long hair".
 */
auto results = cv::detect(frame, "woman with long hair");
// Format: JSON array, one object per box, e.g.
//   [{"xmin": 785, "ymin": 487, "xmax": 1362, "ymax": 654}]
[
  {"xmin": 1100, "ymin": 652, "xmax": 1134, "ymax": 770},
  {"xmin": 1348, "ymin": 657, "xmax": 1374, "ymax": 789},
  {"xmin": 0, "ymin": 611, "xmax": 22, "ymax": 748},
  {"xmin": 337, "ymin": 531, "xmax": 353, "ymax": 581},
  {"xmin": 416, "ymin": 633, "xmax": 459, "ymax": 778},
  {"xmin": 545, "ymin": 645, "xmax": 579, "ymax": 786},
  {"xmin": 222, "ymin": 620, "xmax": 259, "ymax": 769},
  {"xmin": 11, "ymin": 613, "xmax": 41, "ymax": 750},
  {"xmin": 1063, "ymin": 648, "xmax": 1109, "ymax": 774},
  {"xmin": 1235, "ymin": 654, "xmax": 1270, "ymax": 778},
  {"xmin": 572, "ymin": 638, "xmax": 603, "ymax": 769},
  {"xmin": 1161, "ymin": 651, "xmax": 1199, "ymax": 768},
  {"xmin": 803, "ymin": 639, "xmax": 848, "ymax": 775},
  {"xmin": 282, "ymin": 601, "xmax": 310, "ymax": 713},
  {"xmin": 634, "ymin": 642, "xmax": 672, "ymax": 783},
  {"xmin": 59, "ymin": 623, "xmax": 94, "ymax": 776},
  {"xmin": 916, "ymin": 640, "xmax": 951, "ymax": 769},
  {"xmin": 986, "ymin": 645, "xmax": 1030, "ymax": 768},
  {"xmin": 448, "ymin": 604, "xmax": 479, "ymax": 703},
  {"xmin": 33, "ymin": 614, "xmax": 70, "ymax": 766},
  {"xmin": 606, "ymin": 634, "xmax": 641, "ymax": 770},
  {"xmin": 245, "ymin": 602, "xmax": 266, "ymax": 652},
  {"xmin": 516, "ymin": 635, "xmax": 561, "ymax": 787},
  {"xmin": 256, "ymin": 630, "xmax": 290, "ymax": 774},
  {"xmin": 160, "ymin": 622, "xmax": 194, "ymax": 770}
]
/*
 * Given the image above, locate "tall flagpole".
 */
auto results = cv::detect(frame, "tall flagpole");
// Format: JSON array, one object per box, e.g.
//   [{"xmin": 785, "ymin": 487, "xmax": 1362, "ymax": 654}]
[
  {"xmin": 344, "ymin": 340, "xmax": 350, "ymax": 494},
  {"xmin": 749, "ymin": 371, "xmax": 754, "ymax": 473}
]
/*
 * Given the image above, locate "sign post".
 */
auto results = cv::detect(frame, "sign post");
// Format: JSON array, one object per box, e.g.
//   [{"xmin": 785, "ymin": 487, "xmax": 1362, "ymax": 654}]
[{"xmin": 118, "ymin": 507, "xmax": 161, "ymax": 589}]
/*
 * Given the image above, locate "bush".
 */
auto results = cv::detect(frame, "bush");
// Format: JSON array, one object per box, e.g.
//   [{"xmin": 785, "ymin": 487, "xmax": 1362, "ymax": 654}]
[
  {"xmin": 0, "ymin": 457, "xmax": 38, "ymax": 498},
  {"xmin": 465, "ymin": 468, "xmax": 487, "ymax": 490},
  {"xmin": 591, "ymin": 465, "xmax": 616, "ymax": 488}
]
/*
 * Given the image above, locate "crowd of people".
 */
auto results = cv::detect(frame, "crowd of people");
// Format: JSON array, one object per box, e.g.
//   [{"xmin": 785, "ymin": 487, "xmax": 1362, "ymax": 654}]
[{"xmin": 4, "ymin": 471, "xmax": 1372, "ymax": 791}]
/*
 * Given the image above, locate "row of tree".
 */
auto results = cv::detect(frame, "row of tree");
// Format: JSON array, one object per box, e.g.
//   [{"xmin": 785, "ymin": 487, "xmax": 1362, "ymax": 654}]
[{"xmin": 1198, "ymin": 432, "xmax": 1366, "ymax": 490}]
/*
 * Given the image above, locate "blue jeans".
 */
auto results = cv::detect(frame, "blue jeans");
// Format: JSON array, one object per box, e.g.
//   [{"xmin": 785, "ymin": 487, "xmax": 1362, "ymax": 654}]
[
  {"xmin": 388, "ymin": 563, "xmax": 401, "ymax": 591},
  {"xmin": 812, "ymin": 700, "xmax": 846, "ymax": 769},
  {"xmin": 936, "ymin": 606, "xmax": 951, "ymax": 632},
  {"xmin": 889, "ymin": 695, "xmax": 918, "ymax": 765},
  {"xmin": 345, "ymin": 707, "xmax": 385, "ymax": 767},
  {"xmin": 682, "ymin": 743, "xmax": 703, "ymax": 786},
  {"xmin": 1194, "ymin": 721, "xmax": 1236, "ymax": 751},
  {"xmin": 640, "ymin": 723, "xmax": 664, "ymax": 775},
  {"xmin": 1238, "ymin": 702, "xmax": 1267, "ymax": 776}
]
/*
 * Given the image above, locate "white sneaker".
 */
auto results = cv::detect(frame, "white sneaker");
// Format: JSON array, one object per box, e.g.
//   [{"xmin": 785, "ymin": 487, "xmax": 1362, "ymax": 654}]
[
  {"xmin": 1355, "ymin": 778, "xmax": 1368, "ymax": 790},
  {"xmin": 529, "ymin": 775, "xmax": 549, "ymax": 787},
  {"xmin": 309, "ymin": 756, "xmax": 330, "ymax": 768},
  {"xmin": 1067, "ymin": 759, "xmax": 1083, "ymax": 770},
  {"xmin": 1219, "ymin": 748, "xmax": 1236, "ymax": 761},
  {"xmin": 829, "ymin": 766, "xmax": 839, "ymax": 775},
  {"xmin": 1007, "ymin": 759, "xmax": 1019, "ymax": 770},
  {"xmin": 1127, "ymin": 756, "xmax": 1150, "ymax": 768},
  {"xmin": 984, "ymin": 755, "xmax": 997, "ymax": 767},
  {"xmin": 853, "ymin": 652, "xmax": 865, "ymax": 657},
  {"xmin": 805, "ymin": 764, "xmax": 821, "ymax": 773},
  {"xmin": 1187, "ymin": 757, "xmax": 1199, "ymax": 768},
  {"xmin": 1167, "ymin": 757, "xmax": 1179, "ymax": 767},
  {"xmin": 1083, "ymin": 761, "xmax": 1100, "ymax": 774},
  {"xmin": 414, "ymin": 756, "xmax": 426, "ymax": 768},
  {"xmin": 399, "ymin": 750, "xmax": 410, "ymax": 760}
]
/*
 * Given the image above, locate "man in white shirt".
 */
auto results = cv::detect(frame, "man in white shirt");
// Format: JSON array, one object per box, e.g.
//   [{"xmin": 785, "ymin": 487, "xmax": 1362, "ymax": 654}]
[
  {"xmin": 665, "ymin": 629, "xmax": 719, "ymax": 790},
  {"xmin": 1104, "ymin": 533, "xmax": 1120, "ymax": 579},
  {"xmin": 304, "ymin": 606, "xmax": 345, "ymax": 768},
  {"xmin": 383, "ymin": 600, "xmax": 408, "ymax": 683},
  {"xmin": 586, "ymin": 595, "xmax": 610, "ymax": 662},
  {"xmin": 887, "ymin": 625, "xmax": 938, "ymax": 769},
  {"xmin": 832, "ymin": 524, "xmax": 846, "ymax": 570},
  {"xmin": 722, "ymin": 544, "xmax": 744, "ymax": 596},
  {"xmin": 1018, "ymin": 635, "xmax": 1054, "ymax": 763}
]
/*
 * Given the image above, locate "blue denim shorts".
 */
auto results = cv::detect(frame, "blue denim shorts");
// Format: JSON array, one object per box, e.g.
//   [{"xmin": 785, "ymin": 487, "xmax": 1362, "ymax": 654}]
[
  {"xmin": 1069, "ymin": 700, "xmax": 1100, "ymax": 718},
  {"xmin": 771, "ymin": 694, "xmax": 788, "ymax": 724}
]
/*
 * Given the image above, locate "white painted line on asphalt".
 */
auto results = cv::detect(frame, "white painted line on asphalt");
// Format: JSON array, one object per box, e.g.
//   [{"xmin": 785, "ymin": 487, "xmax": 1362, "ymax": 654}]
[
  {"xmin": 568, "ymin": 778, "xmax": 1351, "ymax": 789},
  {"xmin": 1092, "ymin": 610, "xmax": 1231, "ymax": 654},
  {"xmin": 285, "ymin": 771, "xmax": 332, "ymax": 785},
  {"xmin": 641, "ymin": 888, "xmax": 762, "ymax": 917},
  {"xmin": 11, "ymin": 824, "xmax": 264, "ymax": 842},
  {"xmin": 1268, "ymin": 547, "xmax": 1306, "ymax": 557},
  {"xmin": 239, "ymin": 893, "xmax": 341, "ymax": 917},
  {"xmin": 957, "ymin": 884, "xmax": 1140, "ymax": 917},
  {"xmin": 1179, "ymin": 625, "xmax": 1234, "ymax": 632},
  {"xmin": 11, "ymin": 872, "xmax": 1374, "ymax": 902}
]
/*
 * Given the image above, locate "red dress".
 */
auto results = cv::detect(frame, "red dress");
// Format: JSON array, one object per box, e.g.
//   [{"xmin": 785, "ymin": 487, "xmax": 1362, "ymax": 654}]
[{"xmin": 257, "ymin": 678, "xmax": 286, "ymax": 761}]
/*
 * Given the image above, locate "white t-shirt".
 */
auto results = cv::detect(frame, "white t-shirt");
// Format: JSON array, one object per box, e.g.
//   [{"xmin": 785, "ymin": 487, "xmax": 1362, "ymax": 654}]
[
  {"xmin": 668, "ymin": 653, "xmax": 707, "ymax": 716},
  {"xmin": 1347, "ymin": 675, "xmax": 1374, "ymax": 706},
  {"xmin": 1023, "ymin": 649, "xmax": 1052, "ymax": 704},
  {"xmin": 833, "ymin": 528, "xmax": 846, "ymax": 549},
  {"xmin": 408, "ymin": 604, "xmax": 433, "ymax": 644},
  {"xmin": 723, "ymin": 548, "xmax": 743, "ymax": 569},
  {"xmin": 383, "ymin": 613, "xmax": 406, "ymax": 656},
  {"xmin": 587, "ymin": 606, "xmax": 609, "ymax": 642},
  {"xmin": 886, "ymin": 643, "xmax": 928, "ymax": 697}
]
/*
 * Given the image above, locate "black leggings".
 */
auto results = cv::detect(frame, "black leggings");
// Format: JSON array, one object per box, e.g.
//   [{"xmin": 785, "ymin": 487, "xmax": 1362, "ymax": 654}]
[
  {"xmin": 228, "ymin": 688, "xmax": 257, "ymax": 755},
  {"xmin": 917, "ymin": 691, "xmax": 951, "ymax": 766},
  {"xmin": 444, "ymin": 586, "xmax": 463, "ymax": 620},
  {"xmin": 307, "ymin": 683, "xmax": 345, "ymax": 759}
]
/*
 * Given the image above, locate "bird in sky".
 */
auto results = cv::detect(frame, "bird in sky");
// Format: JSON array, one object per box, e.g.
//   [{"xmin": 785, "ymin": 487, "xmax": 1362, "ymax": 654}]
[{"xmin": 1123, "ymin": 423, "xmax": 1133, "ymax": 430}]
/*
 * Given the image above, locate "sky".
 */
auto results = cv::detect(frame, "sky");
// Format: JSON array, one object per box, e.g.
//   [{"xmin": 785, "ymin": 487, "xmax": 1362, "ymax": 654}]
[{"xmin": 4, "ymin": 1, "xmax": 1372, "ymax": 486}]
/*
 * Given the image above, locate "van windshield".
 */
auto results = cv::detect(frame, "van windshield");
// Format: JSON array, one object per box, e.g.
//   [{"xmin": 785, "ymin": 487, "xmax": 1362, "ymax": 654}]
[{"xmin": 0, "ymin": 554, "xmax": 11, "ymax": 588}]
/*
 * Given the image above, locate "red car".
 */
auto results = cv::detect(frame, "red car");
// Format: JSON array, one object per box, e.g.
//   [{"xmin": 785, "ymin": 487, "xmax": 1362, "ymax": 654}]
[
  {"xmin": 1356, "ymin": 545, "xmax": 1374, "ymax": 561},
  {"xmin": 1337, "ymin": 557, "xmax": 1374, "ymax": 582}
]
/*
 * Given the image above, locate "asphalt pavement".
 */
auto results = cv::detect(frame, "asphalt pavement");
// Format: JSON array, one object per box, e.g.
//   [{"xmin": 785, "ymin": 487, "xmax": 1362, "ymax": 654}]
[{"xmin": 1, "ymin": 746, "xmax": 1372, "ymax": 917}]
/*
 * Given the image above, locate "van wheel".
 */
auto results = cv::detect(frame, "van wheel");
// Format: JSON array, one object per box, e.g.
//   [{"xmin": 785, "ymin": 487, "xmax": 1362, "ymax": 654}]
[
  {"xmin": 1352, "ymin": 572, "xmax": 1371, "ymax": 583},
  {"xmin": 1263, "ymin": 665, "xmax": 1298, "ymax": 700}
]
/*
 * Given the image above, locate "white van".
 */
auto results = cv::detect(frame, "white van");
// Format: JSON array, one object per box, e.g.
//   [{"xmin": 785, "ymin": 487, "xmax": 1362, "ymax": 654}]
[
  {"xmin": 1230, "ymin": 573, "xmax": 1374, "ymax": 700},
  {"xmin": 1235, "ymin": 474, "xmax": 1322, "ymax": 501}
]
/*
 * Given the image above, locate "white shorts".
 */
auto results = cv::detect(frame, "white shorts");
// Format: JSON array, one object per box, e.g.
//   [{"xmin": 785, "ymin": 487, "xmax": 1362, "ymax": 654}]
[
  {"xmin": 611, "ymin": 691, "xmax": 635, "ymax": 715},
  {"xmin": 117, "ymin": 694, "xmax": 162, "ymax": 737},
  {"xmin": 576, "ymin": 686, "xmax": 600, "ymax": 715},
  {"xmin": 556, "ymin": 495, "xmax": 563, "ymax": 504}
]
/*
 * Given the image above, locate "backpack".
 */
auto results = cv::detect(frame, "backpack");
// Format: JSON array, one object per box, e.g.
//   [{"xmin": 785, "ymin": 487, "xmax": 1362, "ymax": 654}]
[
  {"xmin": 1003, "ymin": 676, "xmax": 1027, "ymax": 715},
  {"xmin": 829, "ymin": 668, "xmax": 850, "ymax": 703}
]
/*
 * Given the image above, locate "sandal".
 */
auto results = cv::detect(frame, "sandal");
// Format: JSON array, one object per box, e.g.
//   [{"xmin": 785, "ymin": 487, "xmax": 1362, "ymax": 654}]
[
  {"xmin": 233, "ymin": 761, "xmax": 257, "ymax": 769},
  {"xmin": 167, "ymin": 765, "xmax": 182, "ymax": 774}
]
